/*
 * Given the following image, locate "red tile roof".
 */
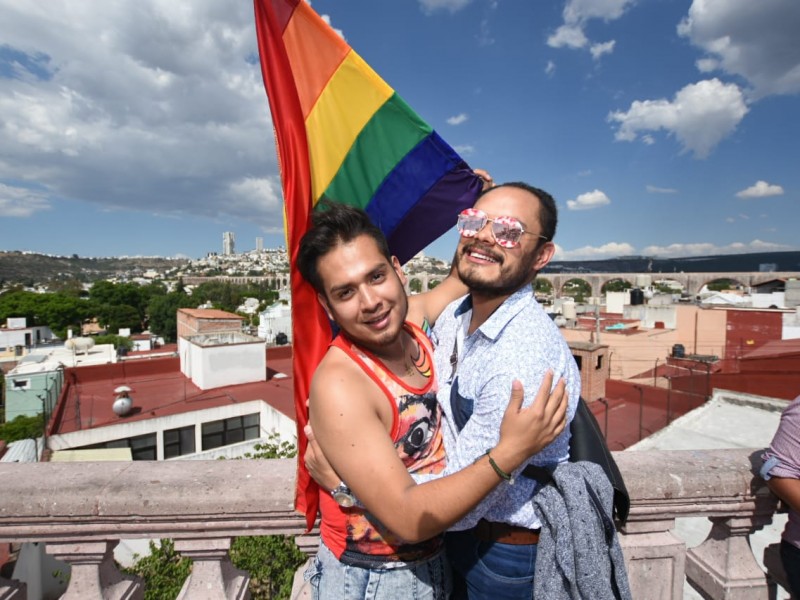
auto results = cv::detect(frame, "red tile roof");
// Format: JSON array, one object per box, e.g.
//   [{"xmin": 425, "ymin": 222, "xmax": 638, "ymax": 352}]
[{"xmin": 178, "ymin": 308, "xmax": 242, "ymax": 320}]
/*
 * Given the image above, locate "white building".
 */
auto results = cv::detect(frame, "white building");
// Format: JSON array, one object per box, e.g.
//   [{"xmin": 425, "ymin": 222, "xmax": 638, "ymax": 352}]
[
  {"xmin": 0, "ymin": 318, "xmax": 55, "ymax": 352},
  {"xmin": 257, "ymin": 301, "xmax": 293, "ymax": 345},
  {"xmin": 222, "ymin": 231, "xmax": 235, "ymax": 256}
]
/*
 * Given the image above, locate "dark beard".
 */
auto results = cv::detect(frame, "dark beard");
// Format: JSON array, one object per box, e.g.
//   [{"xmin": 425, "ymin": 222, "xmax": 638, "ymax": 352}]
[{"xmin": 457, "ymin": 243, "xmax": 538, "ymax": 298}]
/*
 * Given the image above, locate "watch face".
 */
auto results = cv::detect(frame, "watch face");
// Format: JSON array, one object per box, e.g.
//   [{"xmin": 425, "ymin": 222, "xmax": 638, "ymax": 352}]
[{"xmin": 332, "ymin": 489, "xmax": 356, "ymax": 508}]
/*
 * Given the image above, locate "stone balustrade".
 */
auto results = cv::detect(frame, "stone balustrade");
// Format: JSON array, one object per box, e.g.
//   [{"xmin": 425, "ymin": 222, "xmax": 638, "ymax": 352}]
[{"xmin": 0, "ymin": 449, "xmax": 785, "ymax": 599}]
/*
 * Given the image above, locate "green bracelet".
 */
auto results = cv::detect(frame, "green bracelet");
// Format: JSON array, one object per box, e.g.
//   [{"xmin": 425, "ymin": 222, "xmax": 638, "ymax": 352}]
[{"xmin": 485, "ymin": 449, "xmax": 515, "ymax": 485}]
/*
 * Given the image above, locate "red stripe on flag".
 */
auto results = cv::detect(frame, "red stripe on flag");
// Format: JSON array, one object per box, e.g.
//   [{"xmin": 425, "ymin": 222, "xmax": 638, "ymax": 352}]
[{"xmin": 254, "ymin": 0, "xmax": 330, "ymax": 530}]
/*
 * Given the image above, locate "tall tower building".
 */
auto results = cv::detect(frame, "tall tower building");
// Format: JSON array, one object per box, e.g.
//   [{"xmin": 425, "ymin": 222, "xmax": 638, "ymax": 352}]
[
  {"xmin": 256, "ymin": 237, "xmax": 264, "ymax": 252},
  {"xmin": 223, "ymin": 231, "xmax": 235, "ymax": 256}
]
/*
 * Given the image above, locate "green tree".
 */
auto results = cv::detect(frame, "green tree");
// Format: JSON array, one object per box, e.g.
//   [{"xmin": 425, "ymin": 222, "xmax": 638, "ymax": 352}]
[
  {"xmin": 37, "ymin": 294, "xmax": 92, "ymax": 338},
  {"xmin": 602, "ymin": 279, "xmax": 632, "ymax": 293},
  {"xmin": 94, "ymin": 334, "xmax": 134, "ymax": 351},
  {"xmin": 122, "ymin": 539, "xmax": 192, "ymax": 600},
  {"xmin": 409, "ymin": 278, "xmax": 422, "ymax": 294},
  {"xmin": 563, "ymin": 279, "xmax": 592, "ymax": 303},
  {"xmin": 48, "ymin": 278, "xmax": 87, "ymax": 298},
  {"xmin": 95, "ymin": 303, "xmax": 142, "ymax": 334},
  {"xmin": 533, "ymin": 279, "xmax": 553, "ymax": 294},
  {"xmin": 0, "ymin": 290, "xmax": 40, "ymax": 324},
  {"xmin": 148, "ymin": 292, "xmax": 195, "ymax": 343},
  {"xmin": 230, "ymin": 536, "xmax": 306, "ymax": 600},
  {"xmin": 0, "ymin": 413, "xmax": 43, "ymax": 441},
  {"xmin": 706, "ymin": 278, "xmax": 737, "ymax": 292}
]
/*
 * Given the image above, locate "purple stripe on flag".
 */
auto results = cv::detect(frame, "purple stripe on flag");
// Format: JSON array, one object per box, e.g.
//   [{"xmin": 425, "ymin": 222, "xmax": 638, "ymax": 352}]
[
  {"xmin": 387, "ymin": 166, "xmax": 482, "ymax": 264},
  {"xmin": 365, "ymin": 131, "xmax": 459, "ymax": 238}
]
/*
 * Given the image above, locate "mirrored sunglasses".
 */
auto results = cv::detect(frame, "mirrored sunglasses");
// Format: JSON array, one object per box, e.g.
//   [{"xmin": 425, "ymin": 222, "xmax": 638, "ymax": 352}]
[{"xmin": 456, "ymin": 208, "xmax": 547, "ymax": 249}]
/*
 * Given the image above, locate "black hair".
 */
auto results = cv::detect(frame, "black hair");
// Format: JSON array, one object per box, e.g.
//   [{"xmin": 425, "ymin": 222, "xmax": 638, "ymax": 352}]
[
  {"xmin": 297, "ymin": 202, "xmax": 391, "ymax": 295},
  {"xmin": 482, "ymin": 182, "xmax": 558, "ymax": 243}
]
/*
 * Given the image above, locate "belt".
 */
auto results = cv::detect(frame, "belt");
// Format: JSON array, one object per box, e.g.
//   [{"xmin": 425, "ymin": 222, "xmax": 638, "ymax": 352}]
[{"xmin": 471, "ymin": 519, "xmax": 540, "ymax": 545}]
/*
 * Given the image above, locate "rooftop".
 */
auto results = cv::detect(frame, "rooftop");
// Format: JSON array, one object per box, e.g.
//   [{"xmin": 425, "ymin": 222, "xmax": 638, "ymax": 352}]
[{"xmin": 50, "ymin": 345, "xmax": 295, "ymax": 436}]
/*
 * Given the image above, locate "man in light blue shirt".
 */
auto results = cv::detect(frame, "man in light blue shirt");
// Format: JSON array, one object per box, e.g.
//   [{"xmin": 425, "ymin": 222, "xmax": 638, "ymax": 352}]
[
  {"xmin": 430, "ymin": 182, "xmax": 580, "ymax": 598},
  {"xmin": 304, "ymin": 182, "xmax": 580, "ymax": 598}
]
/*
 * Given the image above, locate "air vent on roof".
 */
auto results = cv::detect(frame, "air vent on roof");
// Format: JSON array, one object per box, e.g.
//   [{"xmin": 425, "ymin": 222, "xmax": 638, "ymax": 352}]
[{"xmin": 113, "ymin": 385, "xmax": 133, "ymax": 416}]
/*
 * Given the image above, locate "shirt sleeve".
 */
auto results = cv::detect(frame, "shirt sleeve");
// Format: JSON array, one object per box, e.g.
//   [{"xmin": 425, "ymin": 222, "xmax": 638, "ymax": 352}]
[{"xmin": 761, "ymin": 396, "xmax": 800, "ymax": 480}]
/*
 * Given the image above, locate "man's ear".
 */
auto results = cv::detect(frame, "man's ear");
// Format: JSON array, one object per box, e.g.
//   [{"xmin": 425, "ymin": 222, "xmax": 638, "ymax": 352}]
[
  {"xmin": 317, "ymin": 293, "xmax": 334, "ymax": 322},
  {"xmin": 533, "ymin": 241, "xmax": 556, "ymax": 272},
  {"xmin": 391, "ymin": 256, "xmax": 407, "ymax": 286}
]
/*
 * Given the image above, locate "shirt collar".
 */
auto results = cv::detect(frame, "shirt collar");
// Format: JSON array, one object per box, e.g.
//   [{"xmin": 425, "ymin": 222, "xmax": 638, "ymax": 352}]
[{"xmin": 455, "ymin": 286, "xmax": 535, "ymax": 342}]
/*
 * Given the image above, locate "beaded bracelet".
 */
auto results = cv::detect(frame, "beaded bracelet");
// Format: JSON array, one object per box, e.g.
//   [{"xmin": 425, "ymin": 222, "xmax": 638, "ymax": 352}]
[{"xmin": 485, "ymin": 449, "xmax": 515, "ymax": 485}]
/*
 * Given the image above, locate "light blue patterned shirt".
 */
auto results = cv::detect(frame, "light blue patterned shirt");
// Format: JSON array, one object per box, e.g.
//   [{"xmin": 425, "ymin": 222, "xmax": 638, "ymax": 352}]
[{"xmin": 422, "ymin": 286, "xmax": 580, "ymax": 530}]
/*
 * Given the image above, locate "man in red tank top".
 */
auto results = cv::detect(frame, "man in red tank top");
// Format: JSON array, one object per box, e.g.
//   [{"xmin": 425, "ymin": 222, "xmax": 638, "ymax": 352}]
[{"xmin": 296, "ymin": 202, "xmax": 568, "ymax": 599}]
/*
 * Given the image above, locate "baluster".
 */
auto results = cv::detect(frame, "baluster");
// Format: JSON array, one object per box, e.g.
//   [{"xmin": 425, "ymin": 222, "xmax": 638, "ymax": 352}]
[
  {"xmin": 290, "ymin": 533, "xmax": 319, "ymax": 599},
  {"xmin": 46, "ymin": 540, "xmax": 142, "ymax": 600},
  {"xmin": 174, "ymin": 538, "xmax": 249, "ymax": 600},
  {"xmin": 686, "ymin": 514, "xmax": 773, "ymax": 600},
  {"xmin": 618, "ymin": 518, "xmax": 686, "ymax": 600}
]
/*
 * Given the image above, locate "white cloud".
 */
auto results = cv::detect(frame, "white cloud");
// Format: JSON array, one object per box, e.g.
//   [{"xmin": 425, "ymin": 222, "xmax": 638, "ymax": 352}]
[
  {"xmin": 554, "ymin": 241, "xmax": 636, "ymax": 261},
  {"xmin": 562, "ymin": 0, "xmax": 637, "ymax": 23},
  {"xmin": 736, "ymin": 180, "xmax": 784, "ymax": 199},
  {"xmin": 0, "ymin": 183, "xmax": 51, "ymax": 217},
  {"xmin": 418, "ymin": 0, "xmax": 472, "ymax": 14},
  {"xmin": 678, "ymin": 0, "xmax": 800, "ymax": 99},
  {"xmin": 0, "ymin": 0, "xmax": 284, "ymax": 230},
  {"xmin": 477, "ymin": 17, "xmax": 495, "ymax": 47},
  {"xmin": 590, "ymin": 40, "xmax": 616, "ymax": 60},
  {"xmin": 725, "ymin": 217, "xmax": 735, "ymax": 223},
  {"xmin": 453, "ymin": 144, "xmax": 475, "ymax": 156},
  {"xmin": 641, "ymin": 239, "xmax": 794, "ymax": 258},
  {"xmin": 547, "ymin": 25, "xmax": 587, "ymax": 49},
  {"xmin": 447, "ymin": 113, "xmax": 469, "ymax": 126},
  {"xmin": 319, "ymin": 14, "xmax": 345, "ymax": 40},
  {"xmin": 646, "ymin": 185, "xmax": 678, "ymax": 194},
  {"xmin": 607, "ymin": 78, "xmax": 749, "ymax": 158},
  {"xmin": 548, "ymin": 0, "xmax": 635, "ymax": 52},
  {"xmin": 545, "ymin": 61, "xmax": 556, "ymax": 76},
  {"xmin": 695, "ymin": 58, "xmax": 718, "ymax": 73},
  {"xmin": 566, "ymin": 189, "xmax": 611, "ymax": 211}
]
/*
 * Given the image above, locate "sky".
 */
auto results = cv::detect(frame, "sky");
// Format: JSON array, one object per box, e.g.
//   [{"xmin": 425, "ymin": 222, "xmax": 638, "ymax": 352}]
[{"xmin": 0, "ymin": 0, "xmax": 799, "ymax": 262}]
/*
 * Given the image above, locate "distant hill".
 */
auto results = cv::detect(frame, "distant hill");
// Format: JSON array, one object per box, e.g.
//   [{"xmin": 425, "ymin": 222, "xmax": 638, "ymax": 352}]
[
  {"xmin": 1, "ymin": 250, "xmax": 798, "ymax": 288},
  {"xmin": 0, "ymin": 251, "xmax": 189, "ymax": 285},
  {"xmin": 545, "ymin": 251, "xmax": 800, "ymax": 275}
]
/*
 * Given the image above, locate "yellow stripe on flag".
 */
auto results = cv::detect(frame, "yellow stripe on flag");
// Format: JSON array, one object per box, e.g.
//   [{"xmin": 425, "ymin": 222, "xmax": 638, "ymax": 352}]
[{"xmin": 305, "ymin": 51, "xmax": 393, "ymax": 202}]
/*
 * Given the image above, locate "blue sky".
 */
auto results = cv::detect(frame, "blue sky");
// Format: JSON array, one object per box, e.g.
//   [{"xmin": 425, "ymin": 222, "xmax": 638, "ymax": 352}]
[{"xmin": 0, "ymin": 0, "xmax": 798, "ymax": 262}]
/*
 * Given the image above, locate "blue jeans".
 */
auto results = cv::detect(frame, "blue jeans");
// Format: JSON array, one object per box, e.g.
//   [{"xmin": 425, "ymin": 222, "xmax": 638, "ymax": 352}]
[
  {"xmin": 445, "ymin": 530, "xmax": 537, "ymax": 600},
  {"xmin": 305, "ymin": 541, "xmax": 452, "ymax": 600}
]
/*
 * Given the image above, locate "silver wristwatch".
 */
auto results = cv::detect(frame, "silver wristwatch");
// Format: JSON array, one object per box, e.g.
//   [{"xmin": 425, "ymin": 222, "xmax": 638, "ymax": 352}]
[{"xmin": 331, "ymin": 481, "xmax": 356, "ymax": 507}]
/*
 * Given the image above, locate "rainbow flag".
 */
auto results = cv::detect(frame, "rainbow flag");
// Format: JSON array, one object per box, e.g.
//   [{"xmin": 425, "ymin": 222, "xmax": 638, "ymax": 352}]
[{"xmin": 253, "ymin": 0, "xmax": 482, "ymax": 528}]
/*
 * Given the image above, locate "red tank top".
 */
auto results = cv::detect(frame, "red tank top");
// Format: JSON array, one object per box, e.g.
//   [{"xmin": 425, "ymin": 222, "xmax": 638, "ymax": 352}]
[{"xmin": 318, "ymin": 321, "xmax": 447, "ymax": 567}]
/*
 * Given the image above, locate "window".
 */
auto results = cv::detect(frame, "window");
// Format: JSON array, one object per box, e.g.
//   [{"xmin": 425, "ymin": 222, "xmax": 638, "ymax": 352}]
[
  {"xmin": 573, "ymin": 355, "xmax": 583, "ymax": 370},
  {"xmin": 82, "ymin": 433, "xmax": 157, "ymax": 461},
  {"xmin": 12, "ymin": 379, "xmax": 30, "ymax": 389},
  {"xmin": 595, "ymin": 355, "xmax": 604, "ymax": 370},
  {"xmin": 164, "ymin": 425, "xmax": 196, "ymax": 459},
  {"xmin": 201, "ymin": 413, "xmax": 260, "ymax": 451}
]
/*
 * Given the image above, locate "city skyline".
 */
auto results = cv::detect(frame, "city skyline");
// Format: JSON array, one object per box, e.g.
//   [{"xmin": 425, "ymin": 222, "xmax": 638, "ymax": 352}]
[{"xmin": 0, "ymin": 1, "xmax": 798, "ymax": 261}]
